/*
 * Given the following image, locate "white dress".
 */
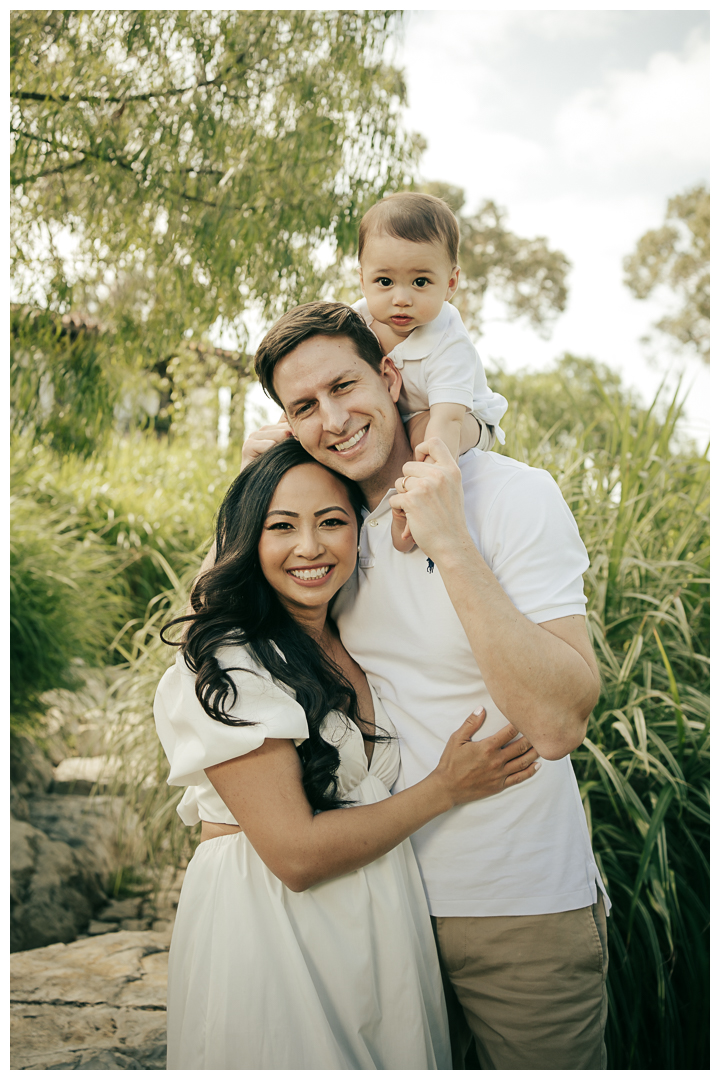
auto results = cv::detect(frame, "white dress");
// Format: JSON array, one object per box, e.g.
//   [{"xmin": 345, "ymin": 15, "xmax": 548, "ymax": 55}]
[{"xmin": 154, "ymin": 646, "xmax": 451, "ymax": 1070}]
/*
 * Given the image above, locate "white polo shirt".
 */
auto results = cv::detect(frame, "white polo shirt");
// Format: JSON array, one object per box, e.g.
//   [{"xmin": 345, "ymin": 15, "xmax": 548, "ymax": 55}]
[
  {"xmin": 352, "ymin": 298, "xmax": 508, "ymax": 442},
  {"xmin": 333, "ymin": 448, "xmax": 610, "ymax": 918}
]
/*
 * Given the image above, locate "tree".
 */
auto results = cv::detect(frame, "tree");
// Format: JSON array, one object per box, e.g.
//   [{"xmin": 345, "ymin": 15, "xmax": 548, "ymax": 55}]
[
  {"xmin": 10, "ymin": 11, "xmax": 418, "ymax": 406},
  {"xmin": 422, "ymin": 182, "xmax": 570, "ymax": 337},
  {"xmin": 623, "ymin": 184, "xmax": 709, "ymax": 364}
]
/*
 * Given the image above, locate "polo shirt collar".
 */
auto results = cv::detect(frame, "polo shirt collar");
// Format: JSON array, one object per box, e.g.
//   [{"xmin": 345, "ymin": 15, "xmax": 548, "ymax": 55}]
[
  {"xmin": 354, "ymin": 297, "xmax": 451, "ymax": 368},
  {"xmin": 390, "ymin": 303, "xmax": 450, "ymax": 363},
  {"xmin": 362, "ymin": 491, "xmax": 394, "ymax": 522}
]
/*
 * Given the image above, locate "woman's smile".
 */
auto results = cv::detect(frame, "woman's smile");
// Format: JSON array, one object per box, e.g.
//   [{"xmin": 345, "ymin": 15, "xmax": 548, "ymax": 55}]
[{"xmin": 286, "ymin": 563, "xmax": 335, "ymax": 584}]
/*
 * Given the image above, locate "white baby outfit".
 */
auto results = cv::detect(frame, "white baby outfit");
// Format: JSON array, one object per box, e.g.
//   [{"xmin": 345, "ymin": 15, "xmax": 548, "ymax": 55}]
[
  {"xmin": 352, "ymin": 297, "xmax": 508, "ymax": 442},
  {"xmin": 154, "ymin": 644, "xmax": 451, "ymax": 1070}
]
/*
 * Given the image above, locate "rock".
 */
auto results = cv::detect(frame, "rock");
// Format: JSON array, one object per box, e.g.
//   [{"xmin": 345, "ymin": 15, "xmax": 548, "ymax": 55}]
[
  {"xmin": 11, "ymin": 783, "xmax": 30, "ymax": 822},
  {"xmin": 10, "ymin": 930, "xmax": 170, "ymax": 1070},
  {"xmin": 99, "ymin": 897, "xmax": 143, "ymax": 922},
  {"xmin": 11, "ymin": 817, "xmax": 98, "ymax": 953},
  {"xmin": 88, "ymin": 921, "xmax": 119, "ymax": 936},
  {"xmin": 10, "ymin": 735, "xmax": 54, "ymax": 797},
  {"xmin": 120, "ymin": 919, "xmax": 151, "ymax": 933},
  {"xmin": 151, "ymin": 920, "xmax": 173, "ymax": 934},
  {"xmin": 11, "ymin": 796, "xmax": 125, "ymax": 952}
]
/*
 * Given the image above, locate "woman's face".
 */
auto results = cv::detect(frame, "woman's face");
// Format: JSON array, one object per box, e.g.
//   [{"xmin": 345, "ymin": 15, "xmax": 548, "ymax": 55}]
[{"xmin": 258, "ymin": 463, "xmax": 358, "ymax": 624}]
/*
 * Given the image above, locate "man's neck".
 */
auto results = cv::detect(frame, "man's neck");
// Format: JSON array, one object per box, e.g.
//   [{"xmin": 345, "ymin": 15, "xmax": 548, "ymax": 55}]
[{"xmin": 360, "ymin": 420, "xmax": 413, "ymax": 512}]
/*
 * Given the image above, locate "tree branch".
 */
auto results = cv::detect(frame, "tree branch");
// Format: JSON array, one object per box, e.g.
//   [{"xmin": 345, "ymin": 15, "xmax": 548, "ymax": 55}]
[{"xmin": 12, "ymin": 82, "xmax": 219, "ymax": 105}]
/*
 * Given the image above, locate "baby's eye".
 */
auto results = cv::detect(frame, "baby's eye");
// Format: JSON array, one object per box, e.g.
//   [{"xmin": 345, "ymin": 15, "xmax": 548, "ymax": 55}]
[
  {"xmin": 413, "ymin": 277, "xmax": 431, "ymax": 288},
  {"xmin": 375, "ymin": 277, "xmax": 393, "ymax": 287}
]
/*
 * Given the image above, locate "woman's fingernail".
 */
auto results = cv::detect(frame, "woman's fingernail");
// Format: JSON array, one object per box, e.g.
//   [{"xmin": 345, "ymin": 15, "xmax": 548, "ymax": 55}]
[
  {"xmin": 534, "ymin": 763, "xmax": 542, "ymax": 771},
  {"xmin": 473, "ymin": 707, "xmax": 484, "ymax": 716}
]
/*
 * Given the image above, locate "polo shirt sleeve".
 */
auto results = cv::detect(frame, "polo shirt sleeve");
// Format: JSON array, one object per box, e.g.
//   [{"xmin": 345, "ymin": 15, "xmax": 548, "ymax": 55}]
[
  {"xmin": 479, "ymin": 466, "xmax": 590, "ymax": 624},
  {"xmin": 423, "ymin": 329, "xmax": 479, "ymax": 411},
  {"xmin": 424, "ymin": 329, "xmax": 509, "ymax": 440}
]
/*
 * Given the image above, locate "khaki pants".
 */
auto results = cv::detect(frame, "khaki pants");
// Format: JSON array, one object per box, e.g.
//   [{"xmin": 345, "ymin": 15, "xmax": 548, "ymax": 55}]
[{"xmin": 432, "ymin": 903, "xmax": 608, "ymax": 1070}]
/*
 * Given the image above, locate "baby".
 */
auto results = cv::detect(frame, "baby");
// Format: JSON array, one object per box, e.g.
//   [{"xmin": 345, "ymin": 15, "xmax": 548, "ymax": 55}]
[{"xmin": 353, "ymin": 191, "xmax": 508, "ymax": 552}]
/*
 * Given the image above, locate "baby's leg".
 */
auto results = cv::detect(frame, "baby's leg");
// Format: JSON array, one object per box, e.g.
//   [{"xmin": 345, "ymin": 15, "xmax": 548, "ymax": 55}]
[{"xmin": 406, "ymin": 407, "xmax": 482, "ymax": 461}]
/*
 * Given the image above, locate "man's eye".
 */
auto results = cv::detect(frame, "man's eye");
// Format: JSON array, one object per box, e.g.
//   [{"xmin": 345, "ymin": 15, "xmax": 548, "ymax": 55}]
[
  {"xmin": 294, "ymin": 402, "xmax": 312, "ymax": 417},
  {"xmin": 336, "ymin": 381, "xmax": 354, "ymax": 391},
  {"xmin": 414, "ymin": 277, "xmax": 430, "ymax": 288}
]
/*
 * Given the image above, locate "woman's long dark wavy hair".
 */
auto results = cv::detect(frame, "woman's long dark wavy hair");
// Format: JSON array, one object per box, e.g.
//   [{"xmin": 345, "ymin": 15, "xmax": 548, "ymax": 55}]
[{"xmin": 161, "ymin": 439, "xmax": 388, "ymax": 812}]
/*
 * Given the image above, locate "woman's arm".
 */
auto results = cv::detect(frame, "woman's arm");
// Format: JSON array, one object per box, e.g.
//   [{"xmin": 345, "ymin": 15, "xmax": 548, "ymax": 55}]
[{"xmin": 206, "ymin": 711, "xmax": 539, "ymax": 892}]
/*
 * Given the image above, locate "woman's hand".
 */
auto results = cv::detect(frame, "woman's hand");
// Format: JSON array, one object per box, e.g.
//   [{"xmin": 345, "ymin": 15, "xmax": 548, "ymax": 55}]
[
  {"xmin": 241, "ymin": 416, "xmax": 295, "ymax": 470},
  {"xmin": 432, "ymin": 709, "xmax": 540, "ymax": 806}
]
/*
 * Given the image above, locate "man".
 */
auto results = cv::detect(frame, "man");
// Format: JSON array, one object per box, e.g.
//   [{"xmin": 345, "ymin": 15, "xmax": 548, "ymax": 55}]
[{"xmin": 240, "ymin": 301, "xmax": 610, "ymax": 1069}]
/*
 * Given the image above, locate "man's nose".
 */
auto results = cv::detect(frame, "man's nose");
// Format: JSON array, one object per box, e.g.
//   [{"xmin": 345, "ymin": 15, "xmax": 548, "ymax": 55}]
[{"xmin": 319, "ymin": 397, "xmax": 350, "ymax": 434}]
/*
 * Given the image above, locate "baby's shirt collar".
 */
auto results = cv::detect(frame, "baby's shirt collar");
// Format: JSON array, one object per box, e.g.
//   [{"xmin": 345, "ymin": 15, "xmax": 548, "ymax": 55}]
[{"xmin": 352, "ymin": 298, "xmax": 452, "ymax": 368}]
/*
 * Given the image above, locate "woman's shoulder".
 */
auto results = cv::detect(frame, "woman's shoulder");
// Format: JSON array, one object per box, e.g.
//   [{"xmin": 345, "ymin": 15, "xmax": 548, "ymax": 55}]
[{"xmin": 154, "ymin": 645, "xmax": 308, "ymax": 788}]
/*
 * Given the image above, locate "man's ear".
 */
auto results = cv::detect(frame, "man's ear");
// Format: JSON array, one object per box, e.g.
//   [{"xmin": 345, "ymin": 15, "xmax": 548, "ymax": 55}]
[
  {"xmin": 446, "ymin": 266, "xmax": 461, "ymax": 301},
  {"xmin": 379, "ymin": 356, "xmax": 403, "ymax": 404}
]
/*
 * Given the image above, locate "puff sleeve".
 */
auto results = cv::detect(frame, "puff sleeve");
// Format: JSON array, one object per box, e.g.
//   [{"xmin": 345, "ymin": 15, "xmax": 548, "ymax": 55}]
[{"xmin": 154, "ymin": 645, "xmax": 309, "ymax": 788}]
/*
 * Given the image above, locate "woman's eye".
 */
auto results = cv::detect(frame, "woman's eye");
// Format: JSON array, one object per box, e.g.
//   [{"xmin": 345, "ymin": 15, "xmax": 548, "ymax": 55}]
[
  {"xmin": 414, "ymin": 277, "xmax": 430, "ymax": 288},
  {"xmin": 321, "ymin": 518, "xmax": 348, "ymax": 528},
  {"xmin": 267, "ymin": 522, "xmax": 292, "ymax": 531}
]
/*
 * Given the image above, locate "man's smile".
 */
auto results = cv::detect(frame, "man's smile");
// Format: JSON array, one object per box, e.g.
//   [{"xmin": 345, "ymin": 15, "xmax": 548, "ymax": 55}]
[{"xmin": 330, "ymin": 425, "xmax": 369, "ymax": 453}]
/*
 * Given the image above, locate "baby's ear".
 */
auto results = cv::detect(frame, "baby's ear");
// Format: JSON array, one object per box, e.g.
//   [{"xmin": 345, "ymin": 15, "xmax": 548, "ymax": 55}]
[{"xmin": 446, "ymin": 266, "xmax": 461, "ymax": 300}]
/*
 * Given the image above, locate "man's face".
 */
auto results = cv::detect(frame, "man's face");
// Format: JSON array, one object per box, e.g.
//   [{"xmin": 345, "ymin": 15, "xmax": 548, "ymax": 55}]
[{"xmin": 273, "ymin": 334, "xmax": 403, "ymax": 483}]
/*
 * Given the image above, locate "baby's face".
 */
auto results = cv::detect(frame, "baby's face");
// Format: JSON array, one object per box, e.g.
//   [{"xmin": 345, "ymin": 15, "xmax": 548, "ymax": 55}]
[{"xmin": 359, "ymin": 233, "xmax": 459, "ymax": 339}]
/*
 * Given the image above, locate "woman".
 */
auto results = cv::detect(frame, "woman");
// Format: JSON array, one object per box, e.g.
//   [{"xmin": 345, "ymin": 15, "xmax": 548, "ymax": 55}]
[{"xmin": 154, "ymin": 439, "xmax": 539, "ymax": 1070}]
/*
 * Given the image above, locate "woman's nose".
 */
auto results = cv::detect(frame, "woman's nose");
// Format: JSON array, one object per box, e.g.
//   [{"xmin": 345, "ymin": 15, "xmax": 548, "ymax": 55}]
[{"xmin": 294, "ymin": 525, "xmax": 323, "ymax": 558}]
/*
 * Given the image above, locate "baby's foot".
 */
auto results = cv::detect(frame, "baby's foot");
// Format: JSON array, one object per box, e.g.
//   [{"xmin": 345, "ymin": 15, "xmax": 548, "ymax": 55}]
[{"xmin": 391, "ymin": 511, "xmax": 416, "ymax": 554}]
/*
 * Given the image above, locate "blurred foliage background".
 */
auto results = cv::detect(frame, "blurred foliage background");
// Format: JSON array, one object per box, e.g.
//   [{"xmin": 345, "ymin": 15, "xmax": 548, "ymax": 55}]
[{"xmin": 10, "ymin": 9, "xmax": 708, "ymax": 1071}]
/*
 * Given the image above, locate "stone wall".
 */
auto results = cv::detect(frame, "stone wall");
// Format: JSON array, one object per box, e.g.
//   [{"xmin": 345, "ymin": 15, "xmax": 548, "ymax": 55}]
[{"xmin": 10, "ymin": 930, "xmax": 171, "ymax": 1069}]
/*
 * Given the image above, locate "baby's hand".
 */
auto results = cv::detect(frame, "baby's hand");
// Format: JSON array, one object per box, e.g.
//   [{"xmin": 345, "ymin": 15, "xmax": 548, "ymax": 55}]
[{"xmin": 390, "ymin": 508, "xmax": 415, "ymax": 554}]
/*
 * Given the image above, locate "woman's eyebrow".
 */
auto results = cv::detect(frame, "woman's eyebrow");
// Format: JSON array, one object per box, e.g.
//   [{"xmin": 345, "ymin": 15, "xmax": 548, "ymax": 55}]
[
  {"xmin": 314, "ymin": 506, "xmax": 349, "ymax": 516},
  {"xmin": 265, "ymin": 509, "xmax": 299, "ymax": 518}
]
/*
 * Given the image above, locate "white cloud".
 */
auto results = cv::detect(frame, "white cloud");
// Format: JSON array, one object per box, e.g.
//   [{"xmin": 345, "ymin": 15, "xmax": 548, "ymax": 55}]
[{"xmin": 555, "ymin": 33, "xmax": 709, "ymax": 173}]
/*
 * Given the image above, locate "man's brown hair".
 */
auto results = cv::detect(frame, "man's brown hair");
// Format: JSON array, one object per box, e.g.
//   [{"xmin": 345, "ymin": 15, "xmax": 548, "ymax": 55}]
[
  {"xmin": 254, "ymin": 301, "xmax": 384, "ymax": 407},
  {"xmin": 358, "ymin": 191, "xmax": 460, "ymax": 268}
]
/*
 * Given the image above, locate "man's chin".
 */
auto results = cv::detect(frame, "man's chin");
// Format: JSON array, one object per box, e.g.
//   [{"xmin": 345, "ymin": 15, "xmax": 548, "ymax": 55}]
[{"xmin": 323, "ymin": 452, "xmax": 373, "ymax": 480}]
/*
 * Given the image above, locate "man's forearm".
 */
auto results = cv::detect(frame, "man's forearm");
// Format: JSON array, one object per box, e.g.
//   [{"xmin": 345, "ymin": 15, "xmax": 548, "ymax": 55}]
[{"xmin": 435, "ymin": 536, "xmax": 600, "ymax": 760}]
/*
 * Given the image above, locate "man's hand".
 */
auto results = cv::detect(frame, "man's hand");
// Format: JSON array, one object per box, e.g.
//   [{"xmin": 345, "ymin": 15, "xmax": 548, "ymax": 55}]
[
  {"xmin": 241, "ymin": 416, "xmax": 295, "ymax": 470},
  {"xmin": 389, "ymin": 437, "xmax": 469, "ymax": 560}
]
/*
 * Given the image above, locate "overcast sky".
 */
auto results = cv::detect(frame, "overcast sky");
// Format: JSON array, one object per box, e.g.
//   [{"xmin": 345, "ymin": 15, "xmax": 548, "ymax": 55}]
[{"xmin": 393, "ymin": 9, "xmax": 710, "ymax": 445}]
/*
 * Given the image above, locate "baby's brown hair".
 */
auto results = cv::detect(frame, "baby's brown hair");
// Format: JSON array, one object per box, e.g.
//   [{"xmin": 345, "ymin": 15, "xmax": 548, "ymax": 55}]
[{"xmin": 358, "ymin": 191, "xmax": 460, "ymax": 268}]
